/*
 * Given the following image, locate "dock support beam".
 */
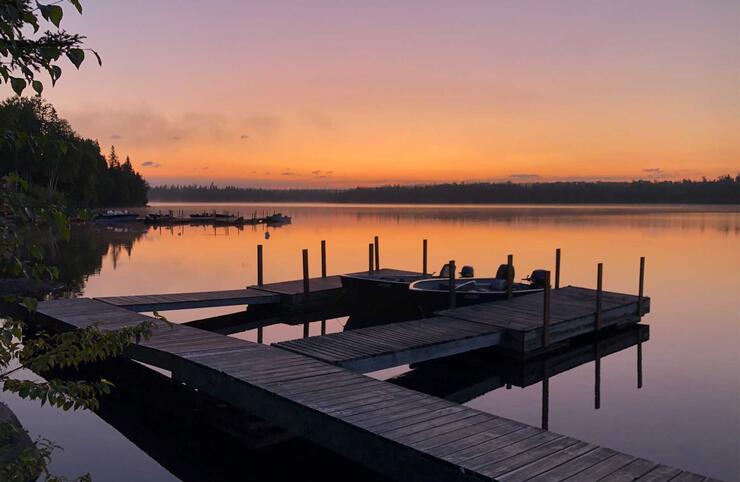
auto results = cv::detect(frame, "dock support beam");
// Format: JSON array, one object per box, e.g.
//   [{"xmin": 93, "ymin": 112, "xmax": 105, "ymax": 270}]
[
  {"xmin": 555, "ymin": 248, "xmax": 561, "ymax": 289},
  {"xmin": 637, "ymin": 337, "xmax": 643, "ymax": 389},
  {"xmin": 422, "ymin": 239, "xmax": 428, "ymax": 275},
  {"xmin": 302, "ymin": 249, "xmax": 310, "ymax": 299},
  {"xmin": 448, "ymin": 260, "xmax": 456, "ymax": 309},
  {"xmin": 637, "ymin": 256, "xmax": 645, "ymax": 315},
  {"xmin": 506, "ymin": 254, "xmax": 514, "ymax": 299},
  {"xmin": 543, "ymin": 270, "xmax": 551, "ymax": 348},
  {"xmin": 541, "ymin": 359, "xmax": 549, "ymax": 430},
  {"xmin": 595, "ymin": 342, "xmax": 601, "ymax": 409},
  {"xmin": 596, "ymin": 263, "xmax": 603, "ymax": 330},
  {"xmin": 368, "ymin": 243, "xmax": 374, "ymax": 274},
  {"xmin": 321, "ymin": 240, "xmax": 327, "ymax": 278},
  {"xmin": 257, "ymin": 244, "xmax": 264, "ymax": 286},
  {"xmin": 374, "ymin": 236, "xmax": 380, "ymax": 271}
]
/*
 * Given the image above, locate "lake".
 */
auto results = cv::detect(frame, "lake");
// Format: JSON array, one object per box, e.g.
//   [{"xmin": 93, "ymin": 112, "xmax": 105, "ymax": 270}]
[{"xmin": 4, "ymin": 203, "xmax": 738, "ymax": 481}]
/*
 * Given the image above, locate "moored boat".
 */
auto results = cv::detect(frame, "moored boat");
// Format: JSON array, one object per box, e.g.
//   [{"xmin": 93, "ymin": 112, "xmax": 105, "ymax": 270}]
[
  {"xmin": 409, "ymin": 265, "xmax": 548, "ymax": 312},
  {"xmin": 94, "ymin": 210, "xmax": 139, "ymax": 223},
  {"xmin": 265, "ymin": 212, "xmax": 291, "ymax": 224}
]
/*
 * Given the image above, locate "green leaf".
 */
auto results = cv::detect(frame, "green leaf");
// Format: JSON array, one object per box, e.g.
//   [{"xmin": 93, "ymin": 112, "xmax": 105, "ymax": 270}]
[
  {"xmin": 39, "ymin": 4, "xmax": 64, "ymax": 27},
  {"xmin": 32, "ymin": 80, "xmax": 44, "ymax": 95},
  {"xmin": 66, "ymin": 49, "xmax": 85, "ymax": 69},
  {"xmin": 50, "ymin": 65, "xmax": 62, "ymax": 85},
  {"xmin": 22, "ymin": 12, "xmax": 40, "ymax": 32},
  {"xmin": 10, "ymin": 77, "xmax": 26, "ymax": 95},
  {"xmin": 69, "ymin": 0, "xmax": 83, "ymax": 14}
]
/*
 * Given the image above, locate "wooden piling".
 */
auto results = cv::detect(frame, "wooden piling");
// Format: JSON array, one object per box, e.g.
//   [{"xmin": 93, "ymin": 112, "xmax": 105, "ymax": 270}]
[
  {"xmin": 257, "ymin": 326, "xmax": 263, "ymax": 344},
  {"xmin": 448, "ymin": 260, "xmax": 456, "ymax": 309},
  {"xmin": 321, "ymin": 240, "xmax": 327, "ymax": 278},
  {"xmin": 543, "ymin": 270, "xmax": 551, "ymax": 347},
  {"xmin": 506, "ymin": 254, "xmax": 514, "ymax": 299},
  {"xmin": 368, "ymin": 243, "xmax": 374, "ymax": 274},
  {"xmin": 596, "ymin": 263, "xmax": 603, "ymax": 330},
  {"xmin": 257, "ymin": 244, "xmax": 264, "ymax": 286},
  {"xmin": 555, "ymin": 248, "xmax": 561, "ymax": 289},
  {"xmin": 422, "ymin": 239, "xmax": 428, "ymax": 275},
  {"xmin": 637, "ymin": 256, "xmax": 645, "ymax": 315},
  {"xmin": 374, "ymin": 236, "xmax": 380, "ymax": 270},
  {"xmin": 302, "ymin": 249, "xmax": 310, "ymax": 297},
  {"xmin": 637, "ymin": 338, "xmax": 643, "ymax": 389},
  {"xmin": 541, "ymin": 360, "xmax": 550, "ymax": 430},
  {"xmin": 595, "ymin": 342, "xmax": 601, "ymax": 409}
]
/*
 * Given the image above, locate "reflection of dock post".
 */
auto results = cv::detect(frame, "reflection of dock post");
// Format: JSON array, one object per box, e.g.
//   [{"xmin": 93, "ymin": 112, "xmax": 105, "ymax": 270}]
[
  {"xmin": 368, "ymin": 243, "xmax": 374, "ymax": 274},
  {"xmin": 321, "ymin": 240, "xmax": 327, "ymax": 278},
  {"xmin": 374, "ymin": 236, "xmax": 380, "ymax": 270},
  {"xmin": 638, "ymin": 256, "xmax": 645, "ymax": 315},
  {"xmin": 595, "ymin": 341, "xmax": 601, "ymax": 409},
  {"xmin": 257, "ymin": 326, "xmax": 263, "ymax": 344},
  {"xmin": 321, "ymin": 319, "xmax": 326, "ymax": 335},
  {"xmin": 448, "ymin": 260, "xmax": 456, "ymax": 309},
  {"xmin": 596, "ymin": 263, "xmax": 603, "ymax": 330},
  {"xmin": 555, "ymin": 248, "xmax": 561, "ymax": 289},
  {"xmin": 303, "ymin": 322, "xmax": 309, "ymax": 338},
  {"xmin": 543, "ymin": 270, "xmax": 551, "ymax": 348},
  {"xmin": 506, "ymin": 254, "xmax": 514, "ymax": 299},
  {"xmin": 542, "ymin": 359, "xmax": 550, "ymax": 430},
  {"xmin": 302, "ymin": 249, "xmax": 310, "ymax": 299},
  {"xmin": 257, "ymin": 244, "xmax": 264, "ymax": 286},
  {"xmin": 637, "ymin": 337, "xmax": 643, "ymax": 389},
  {"xmin": 422, "ymin": 239, "xmax": 428, "ymax": 275}
]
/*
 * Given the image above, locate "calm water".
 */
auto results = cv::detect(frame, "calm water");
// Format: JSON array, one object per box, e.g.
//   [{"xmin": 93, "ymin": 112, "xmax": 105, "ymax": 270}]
[{"xmin": 4, "ymin": 203, "xmax": 739, "ymax": 481}]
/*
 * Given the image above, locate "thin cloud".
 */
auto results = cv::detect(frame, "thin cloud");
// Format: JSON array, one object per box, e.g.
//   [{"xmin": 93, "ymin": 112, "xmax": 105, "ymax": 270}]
[
  {"xmin": 111, "ymin": 133, "xmax": 123, "ymax": 139},
  {"xmin": 240, "ymin": 134, "xmax": 250, "ymax": 140},
  {"xmin": 141, "ymin": 161, "xmax": 162, "ymax": 168},
  {"xmin": 509, "ymin": 173, "xmax": 540, "ymax": 181}
]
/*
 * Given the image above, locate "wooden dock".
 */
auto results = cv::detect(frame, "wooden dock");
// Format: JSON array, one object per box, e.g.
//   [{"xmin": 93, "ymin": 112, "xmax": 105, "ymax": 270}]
[
  {"xmin": 27, "ymin": 296, "xmax": 715, "ymax": 482},
  {"xmin": 274, "ymin": 286, "xmax": 649, "ymax": 372},
  {"xmin": 96, "ymin": 288, "xmax": 279, "ymax": 312}
]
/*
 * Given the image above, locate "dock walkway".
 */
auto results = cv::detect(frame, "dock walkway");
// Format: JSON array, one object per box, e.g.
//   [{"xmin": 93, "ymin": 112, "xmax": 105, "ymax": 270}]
[
  {"xmin": 29, "ymin": 297, "xmax": 712, "ymax": 482},
  {"xmin": 274, "ymin": 286, "xmax": 649, "ymax": 372}
]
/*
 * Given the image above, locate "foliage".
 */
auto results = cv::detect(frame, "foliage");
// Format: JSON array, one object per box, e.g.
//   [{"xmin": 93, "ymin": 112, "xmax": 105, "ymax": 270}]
[
  {"xmin": 150, "ymin": 175, "xmax": 740, "ymax": 205},
  {"xmin": 0, "ymin": 96, "xmax": 149, "ymax": 207},
  {"xmin": 0, "ymin": 0, "xmax": 100, "ymax": 96}
]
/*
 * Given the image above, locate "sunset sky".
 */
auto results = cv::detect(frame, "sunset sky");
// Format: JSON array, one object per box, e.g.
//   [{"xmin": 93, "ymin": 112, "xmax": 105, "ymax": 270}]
[{"xmin": 25, "ymin": 1, "xmax": 740, "ymax": 188}]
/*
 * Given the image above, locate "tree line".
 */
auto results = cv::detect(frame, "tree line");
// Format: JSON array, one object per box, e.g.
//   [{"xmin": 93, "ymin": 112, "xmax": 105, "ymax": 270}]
[
  {"xmin": 0, "ymin": 97, "xmax": 148, "ymax": 207},
  {"xmin": 150, "ymin": 176, "xmax": 739, "ymax": 205}
]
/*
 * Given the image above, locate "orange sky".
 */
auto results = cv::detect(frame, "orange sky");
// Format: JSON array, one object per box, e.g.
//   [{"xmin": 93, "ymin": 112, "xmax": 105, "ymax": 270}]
[{"xmin": 17, "ymin": 1, "xmax": 739, "ymax": 187}]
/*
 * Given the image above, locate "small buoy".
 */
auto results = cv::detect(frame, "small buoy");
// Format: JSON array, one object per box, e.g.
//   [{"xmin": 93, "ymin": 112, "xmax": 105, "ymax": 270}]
[{"xmin": 265, "ymin": 231, "xmax": 270, "ymax": 239}]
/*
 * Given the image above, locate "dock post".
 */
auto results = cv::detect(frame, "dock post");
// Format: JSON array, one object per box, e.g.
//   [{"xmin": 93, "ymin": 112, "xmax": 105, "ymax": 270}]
[
  {"xmin": 506, "ymin": 254, "xmax": 514, "ymax": 299},
  {"xmin": 257, "ymin": 326, "xmax": 263, "ymax": 344},
  {"xmin": 541, "ymin": 359, "xmax": 550, "ymax": 430},
  {"xmin": 302, "ymin": 249, "xmax": 310, "ymax": 299},
  {"xmin": 595, "ymin": 341, "xmax": 601, "ymax": 409},
  {"xmin": 448, "ymin": 260, "xmax": 456, "ymax": 309},
  {"xmin": 637, "ymin": 336, "xmax": 643, "ymax": 389},
  {"xmin": 543, "ymin": 270, "xmax": 551, "ymax": 348},
  {"xmin": 257, "ymin": 244, "xmax": 264, "ymax": 286},
  {"xmin": 637, "ymin": 256, "xmax": 645, "ymax": 315},
  {"xmin": 596, "ymin": 263, "xmax": 603, "ymax": 330},
  {"xmin": 374, "ymin": 235, "xmax": 380, "ymax": 271},
  {"xmin": 368, "ymin": 243, "xmax": 374, "ymax": 274},
  {"xmin": 555, "ymin": 248, "xmax": 561, "ymax": 289},
  {"xmin": 321, "ymin": 240, "xmax": 327, "ymax": 278},
  {"xmin": 422, "ymin": 239, "xmax": 428, "ymax": 275}
]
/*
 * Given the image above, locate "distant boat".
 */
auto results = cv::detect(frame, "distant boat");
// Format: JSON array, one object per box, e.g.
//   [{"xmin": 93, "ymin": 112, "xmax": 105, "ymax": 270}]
[
  {"xmin": 265, "ymin": 213, "xmax": 291, "ymax": 224},
  {"xmin": 94, "ymin": 210, "xmax": 138, "ymax": 223}
]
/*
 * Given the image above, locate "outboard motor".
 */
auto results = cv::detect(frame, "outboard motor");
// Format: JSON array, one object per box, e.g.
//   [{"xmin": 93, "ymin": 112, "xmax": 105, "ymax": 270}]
[
  {"xmin": 528, "ymin": 269, "xmax": 549, "ymax": 288},
  {"xmin": 495, "ymin": 263, "xmax": 514, "ymax": 281},
  {"xmin": 460, "ymin": 265, "xmax": 475, "ymax": 278},
  {"xmin": 439, "ymin": 263, "xmax": 450, "ymax": 279}
]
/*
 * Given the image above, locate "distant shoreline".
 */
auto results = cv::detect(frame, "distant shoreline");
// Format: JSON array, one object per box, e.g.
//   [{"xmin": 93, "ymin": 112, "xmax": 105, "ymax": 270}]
[{"xmin": 148, "ymin": 177, "xmax": 739, "ymax": 205}]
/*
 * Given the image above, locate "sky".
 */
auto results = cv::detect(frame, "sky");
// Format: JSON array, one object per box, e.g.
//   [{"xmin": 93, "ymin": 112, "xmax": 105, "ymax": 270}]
[{"xmin": 15, "ymin": 0, "xmax": 740, "ymax": 188}]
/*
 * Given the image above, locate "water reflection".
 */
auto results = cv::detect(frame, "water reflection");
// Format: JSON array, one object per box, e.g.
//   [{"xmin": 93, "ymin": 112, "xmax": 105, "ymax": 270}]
[{"xmin": 386, "ymin": 325, "xmax": 649, "ymax": 431}]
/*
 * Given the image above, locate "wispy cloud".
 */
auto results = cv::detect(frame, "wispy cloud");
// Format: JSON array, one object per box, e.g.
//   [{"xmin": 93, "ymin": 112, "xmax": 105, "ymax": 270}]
[
  {"xmin": 111, "ymin": 133, "xmax": 123, "ymax": 139},
  {"xmin": 508, "ymin": 173, "xmax": 540, "ymax": 181},
  {"xmin": 142, "ymin": 161, "xmax": 162, "ymax": 168}
]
